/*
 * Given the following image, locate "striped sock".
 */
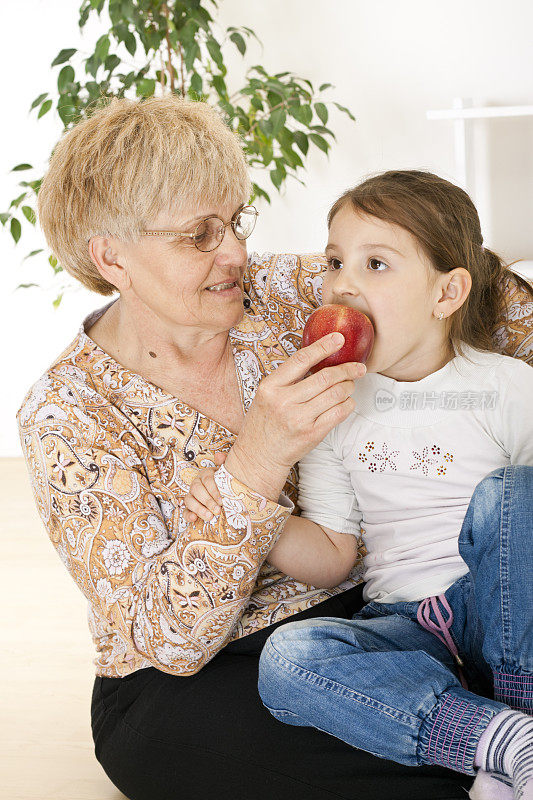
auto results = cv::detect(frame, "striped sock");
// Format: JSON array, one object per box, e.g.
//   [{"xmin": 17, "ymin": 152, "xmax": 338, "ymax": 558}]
[
  {"xmin": 475, "ymin": 710, "xmax": 533, "ymax": 800},
  {"xmin": 469, "ymin": 769, "xmax": 514, "ymax": 800}
]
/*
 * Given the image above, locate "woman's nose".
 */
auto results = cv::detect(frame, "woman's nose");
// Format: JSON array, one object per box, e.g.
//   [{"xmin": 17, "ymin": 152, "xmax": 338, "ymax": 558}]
[{"xmin": 215, "ymin": 225, "xmax": 247, "ymax": 264}]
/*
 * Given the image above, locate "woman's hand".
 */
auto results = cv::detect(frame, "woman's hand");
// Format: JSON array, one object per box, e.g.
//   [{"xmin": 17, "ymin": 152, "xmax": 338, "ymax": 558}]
[
  {"xmin": 226, "ymin": 332, "xmax": 366, "ymax": 502},
  {"xmin": 183, "ymin": 452, "xmax": 227, "ymax": 524}
]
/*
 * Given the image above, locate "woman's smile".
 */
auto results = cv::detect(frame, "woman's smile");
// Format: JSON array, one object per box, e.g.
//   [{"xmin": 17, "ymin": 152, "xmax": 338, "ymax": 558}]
[{"xmin": 205, "ymin": 279, "xmax": 242, "ymax": 297}]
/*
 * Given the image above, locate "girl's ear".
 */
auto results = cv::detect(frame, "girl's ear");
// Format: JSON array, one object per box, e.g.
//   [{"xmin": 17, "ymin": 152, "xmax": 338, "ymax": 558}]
[
  {"xmin": 88, "ymin": 237, "xmax": 132, "ymax": 291},
  {"xmin": 434, "ymin": 267, "xmax": 472, "ymax": 318}
]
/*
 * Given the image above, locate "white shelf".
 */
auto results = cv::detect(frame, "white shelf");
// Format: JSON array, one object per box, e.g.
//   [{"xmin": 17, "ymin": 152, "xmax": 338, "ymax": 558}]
[
  {"xmin": 426, "ymin": 98, "xmax": 533, "ymax": 254},
  {"xmin": 427, "ymin": 105, "xmax": 533, "ymax": 120}
]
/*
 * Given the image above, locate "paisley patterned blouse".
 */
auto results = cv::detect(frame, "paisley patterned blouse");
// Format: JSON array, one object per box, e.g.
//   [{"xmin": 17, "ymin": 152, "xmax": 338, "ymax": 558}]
[{"xmin": 17, "ymin": 253, "xmax": 533, "ymax": 678}]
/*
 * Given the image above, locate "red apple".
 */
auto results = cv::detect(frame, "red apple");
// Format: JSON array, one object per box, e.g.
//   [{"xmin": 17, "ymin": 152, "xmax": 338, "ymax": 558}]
[{"xmin": 302, "ymin": 304, "xmax": 374, "ymax": 373}]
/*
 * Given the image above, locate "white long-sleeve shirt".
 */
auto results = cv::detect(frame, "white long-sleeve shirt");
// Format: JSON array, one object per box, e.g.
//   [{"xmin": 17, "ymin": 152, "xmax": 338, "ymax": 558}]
[{"xmin": 298, "ymin": 345, "xmax": 533, "ymax": 604}]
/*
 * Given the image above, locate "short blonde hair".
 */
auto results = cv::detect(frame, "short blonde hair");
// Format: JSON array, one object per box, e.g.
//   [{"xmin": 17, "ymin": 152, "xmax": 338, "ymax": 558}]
[{"xmin": 37, "ymin": 96, "xmax": 252, "ymax": 295}]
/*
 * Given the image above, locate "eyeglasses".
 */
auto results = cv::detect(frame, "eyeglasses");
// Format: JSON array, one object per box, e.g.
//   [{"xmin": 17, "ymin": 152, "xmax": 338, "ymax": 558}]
[{"xmin": 140, "ymin": 204, "xmax": 258, "ymax": 252}]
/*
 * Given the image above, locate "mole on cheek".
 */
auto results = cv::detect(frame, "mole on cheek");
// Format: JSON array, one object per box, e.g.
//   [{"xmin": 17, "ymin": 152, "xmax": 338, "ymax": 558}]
[{"xmin": 149, "ymin": 351, "xmax": 157, "ymax": 358}]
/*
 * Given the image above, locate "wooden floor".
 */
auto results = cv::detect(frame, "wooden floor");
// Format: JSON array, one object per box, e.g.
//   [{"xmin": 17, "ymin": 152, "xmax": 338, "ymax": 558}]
[{"xmin": 1, "ymin": 458, "xmax": 127, "ymax": 800}]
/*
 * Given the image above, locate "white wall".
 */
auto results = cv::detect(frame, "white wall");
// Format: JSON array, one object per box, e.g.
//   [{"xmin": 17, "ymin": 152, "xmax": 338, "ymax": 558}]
[{"xmin": 1, "ymin": 0, "xmax": 532, "ymax": 455}]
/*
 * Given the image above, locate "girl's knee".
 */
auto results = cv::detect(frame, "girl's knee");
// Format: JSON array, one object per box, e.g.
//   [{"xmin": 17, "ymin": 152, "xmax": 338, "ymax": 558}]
[
  {"xmin": 472, "ymin": 467, "xmax": 505, "ymax": 503},
  {"xmin": 470, "ymin": 465, "xmax": 532, "ymax": 511},
  {"xmin": 263, "ymin": 618, "xmax": 347, "ymax": 658},
  {"xmin": 460, "ymin": 464, "xmax": 533, "ymax": 558},
  {"xmin": 260, "ymin": 618, "xmax": 364, "ymax": 678}
]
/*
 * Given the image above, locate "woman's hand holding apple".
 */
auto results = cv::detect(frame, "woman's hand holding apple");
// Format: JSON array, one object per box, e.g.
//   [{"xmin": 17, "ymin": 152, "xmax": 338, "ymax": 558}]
[
  {"xmin": 302, "ymin": 305, "xmax": 375, "ymax": 373},
  {"xmin": 225, "ymin": 332, "xmax": 367, "ymax": 503}
]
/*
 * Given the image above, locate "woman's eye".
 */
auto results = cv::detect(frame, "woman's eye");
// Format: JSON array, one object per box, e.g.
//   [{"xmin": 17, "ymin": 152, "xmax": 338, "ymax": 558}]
[
  {"xmin": 169, "ymin": 236, "xmax": 192, "ymax": 249},
  {"xmin": 327, "ymin": 257, "xmax": 343, "ymax": 270},
  {"xmin": 368, "ymin": 258, "xmax": 388, "ymax": 272}
]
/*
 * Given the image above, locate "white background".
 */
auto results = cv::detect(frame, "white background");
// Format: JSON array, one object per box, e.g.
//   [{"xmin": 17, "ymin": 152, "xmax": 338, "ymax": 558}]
[{"xmin": 1, "ymin": 0, "xmax": 532, "ymax": 455}]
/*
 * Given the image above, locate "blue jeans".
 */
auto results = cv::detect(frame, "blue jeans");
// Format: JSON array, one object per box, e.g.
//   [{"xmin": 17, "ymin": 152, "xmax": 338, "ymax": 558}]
[{"xmin": 258, "ymin": 466, "xmax": 533, "ymax": 776}]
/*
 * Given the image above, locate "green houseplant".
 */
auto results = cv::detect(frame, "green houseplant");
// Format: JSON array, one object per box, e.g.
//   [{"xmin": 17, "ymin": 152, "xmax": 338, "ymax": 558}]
[{"xmin": 2, "ymin": 0, "xmax": 355, "ymax": 303}]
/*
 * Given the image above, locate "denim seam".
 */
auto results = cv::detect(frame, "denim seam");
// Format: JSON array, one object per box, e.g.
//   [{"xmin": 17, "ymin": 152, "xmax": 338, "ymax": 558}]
[
  {"xmin": 500, "ymin": 466, "xmax": 513, "ymax": 664},
  {"xmin": 265, "ymin": 640, "xmax": 419, "ymax": 726}
]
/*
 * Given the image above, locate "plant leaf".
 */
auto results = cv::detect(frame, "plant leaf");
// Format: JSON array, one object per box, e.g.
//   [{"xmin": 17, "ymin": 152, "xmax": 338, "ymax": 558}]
[
  {"xmin": 291, "ymin": 104, "xmax": 312, "ymax": 126},
  {"xmin": 259, "ymin": 118, "xmax": 273, "ymax": 136},
  {"xmin": 270, "ymin": 168, "xmax": 283, "ymax": 190},
  {"xmin": 53, "ymin": 292, "xmax": 64, "ymax": 309},
  {"xmin": 51, "ymin": 48, "xmax": 77, "ymax": 67},
  {"xmin": 314, "ymin": 102, "xmax": 328, "ymax": 125},
  {"xmin": 10, "ymin": 218, "xmax": 21, "ymax": 243},
  {"xmin": 12, "ymin": 163, "xmax": 33, "ymax": 172},
  {"xmin": 58, "ymin": 65, "xmax": 75, "ymax": 93},
  {"xmin": 124, "ymin": 32, "xmax": 137, "ymax": 56},
  {"xmin": 229, "ymin": 31, "xmax": 246, "ymax": 56},
  {"xmin": 136, "ymin": 78, "xmax": 156, "ymax": 97},
  {"xmin": 190, "ymin": 72, "xmax": 203, "ymax": 96},
  {"xmin": 251, "ymin": 182, "xmax": 271, "ymax": 204},
  {"xmin": 16, "ymin": 283, "xmax": 40, "ymax": 290},
  {"xmin": 58, "ymin": 103, "xmax": 78, "ymax": 126},
  {"xmin": 293, "ymin": 130, "xmax": 309, "ymax": 155},
  {"xmin": 22, "ymin": 206, "xmax": 36, "ymax": 225},
  {"xmin": 206, "ymin": 38, "xmax": 224, "ymax": 70},
  {"xmin": 22, "ymin": 249, "xmax": 44, "ymax": 261},
  {"xmin": 0, "ymin": 212, "xmax": 10, "ymax": 225},
  {"xmin": 105, "ymin": 54, "xmax": 121, "ymax": 73},
  {"xmin": 309, "ymin": 133, "xmax": 329, "ymax": 154},
  {"xmin": 10, "ymin": 193, "xmax": 27, "ymax": 208},
  {"xmin": 38, "ymin": 99, "xmax": 53, "ymax": 118},
  {"xmin": 95, "ymin": 34, "xmax": 110, "ymax": 63},
  {"xmin": 30, "ymin": 93, "xmax": 48, "ymax": 111},
  {"xmin": 270, "ymin": 108, "xmax": 286, "ymax": 135},
  {"xmin": 212, "ymin": 74, "xmax": 227, "ymax": 98},
  {"xmin": 333, "ymin": 102, "xmax": 356, "ymax": 122}
]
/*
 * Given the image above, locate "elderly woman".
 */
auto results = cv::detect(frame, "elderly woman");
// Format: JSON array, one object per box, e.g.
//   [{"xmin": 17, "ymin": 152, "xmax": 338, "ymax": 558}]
[{"xmin": 17, "ymin": 96, "xmax": 531, "ymax": 800}]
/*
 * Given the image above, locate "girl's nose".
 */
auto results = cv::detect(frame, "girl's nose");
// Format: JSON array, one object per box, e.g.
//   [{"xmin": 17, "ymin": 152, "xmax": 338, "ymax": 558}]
[{"xmin": 331, "ymin": 275, "xmax": 361, "ymax": 300}]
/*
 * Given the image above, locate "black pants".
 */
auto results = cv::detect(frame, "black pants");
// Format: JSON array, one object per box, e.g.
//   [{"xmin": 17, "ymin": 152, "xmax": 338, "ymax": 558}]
[{"xmin": 91, "ymin": 584, "xmax": 471, "ymax": 800}]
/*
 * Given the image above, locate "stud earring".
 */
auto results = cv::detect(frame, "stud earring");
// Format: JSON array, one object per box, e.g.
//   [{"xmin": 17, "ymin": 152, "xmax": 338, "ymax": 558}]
[{"xmin": 437, "ymin": 312, "xmax": 445, "ymax": 321}]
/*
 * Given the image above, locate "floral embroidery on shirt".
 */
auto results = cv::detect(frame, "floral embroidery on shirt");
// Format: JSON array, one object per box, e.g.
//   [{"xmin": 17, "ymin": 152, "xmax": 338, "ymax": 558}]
[
  {"xmin": 358, "ymin": 442, "xmax": 399, "ymax": 472},
  {"xmin": 372, "ymin": 443, "xmax": 400, "ymax": 472},
  {"xmin": 410, "ymin": 445, "xmax": 455, "ymax": 477},
  {"xmin": 409, "ymin": 446, "xmax": 440, "ymax": 476}
]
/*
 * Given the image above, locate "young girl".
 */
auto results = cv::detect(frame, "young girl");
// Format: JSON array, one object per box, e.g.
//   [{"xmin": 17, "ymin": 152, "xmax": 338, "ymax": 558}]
[{"xmin": 184, "ymin": 170, "xmax": 533, "ymax": 800}]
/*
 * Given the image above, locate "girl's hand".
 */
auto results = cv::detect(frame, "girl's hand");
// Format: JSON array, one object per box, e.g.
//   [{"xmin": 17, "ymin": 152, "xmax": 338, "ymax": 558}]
[
  {"xmin": 225, "ymin": 333, "xmax": 366, "ymax": 502},
  {"xmin": 183, "ymin": 451, "xmax": 227, "ymax": 523}
]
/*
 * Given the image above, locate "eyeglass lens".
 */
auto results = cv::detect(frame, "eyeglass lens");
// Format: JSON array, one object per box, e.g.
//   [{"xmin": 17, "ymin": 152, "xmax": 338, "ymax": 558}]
[{"xmin": 193, "ymin": 207, "xmax": 257, "ymax": 252}]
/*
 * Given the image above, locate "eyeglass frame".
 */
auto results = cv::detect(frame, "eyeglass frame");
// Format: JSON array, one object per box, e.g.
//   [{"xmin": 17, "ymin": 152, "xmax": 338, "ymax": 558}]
[{"xmin": 139, "ymin": 203, "xmax": 259, "ymax": 252}]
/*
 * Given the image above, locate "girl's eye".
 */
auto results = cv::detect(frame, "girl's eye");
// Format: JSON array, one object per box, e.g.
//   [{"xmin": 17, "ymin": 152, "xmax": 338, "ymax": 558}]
[
  {"xmin": 368, "ymin": 258, "xmax": 388, "ymax": 272},
  {"xmin": 326, "ymin": 257, "xmax": 343, "ymax": 271}
]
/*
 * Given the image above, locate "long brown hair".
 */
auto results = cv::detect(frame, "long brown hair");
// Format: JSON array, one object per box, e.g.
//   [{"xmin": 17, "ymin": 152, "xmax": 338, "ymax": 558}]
[{"xmin": 328, "ymin": 170, "xmax": 533, "ymax": 356}]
